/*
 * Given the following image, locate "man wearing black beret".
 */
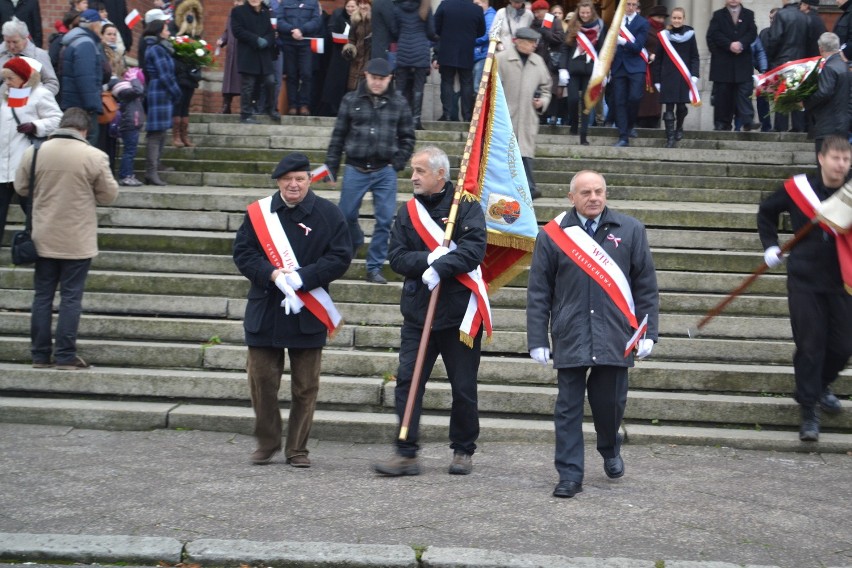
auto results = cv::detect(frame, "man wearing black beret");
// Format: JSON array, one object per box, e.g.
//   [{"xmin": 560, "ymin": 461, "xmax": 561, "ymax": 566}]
[{"xmin": 233, "ymin": 152, "xmax": 353, "ymax": 467}]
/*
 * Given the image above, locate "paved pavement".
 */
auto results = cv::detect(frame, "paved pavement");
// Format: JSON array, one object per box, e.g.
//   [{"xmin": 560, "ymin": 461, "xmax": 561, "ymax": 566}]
[{"xmin": 1, "ymin": 423, "xmax": 850, "ymax": 568}]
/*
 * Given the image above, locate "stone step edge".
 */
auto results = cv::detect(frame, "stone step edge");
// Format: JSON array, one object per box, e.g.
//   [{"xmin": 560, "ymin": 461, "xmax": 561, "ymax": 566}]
[{"xmin": 0, "ymin": 398, "xmax": 848, "ymax": 454}]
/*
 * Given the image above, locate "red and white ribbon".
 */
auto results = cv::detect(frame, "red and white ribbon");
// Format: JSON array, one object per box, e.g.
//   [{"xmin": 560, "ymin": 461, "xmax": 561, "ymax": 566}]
[{"xmin": 619, "ymin": 26, "xmax": 649, "ymax": 64}]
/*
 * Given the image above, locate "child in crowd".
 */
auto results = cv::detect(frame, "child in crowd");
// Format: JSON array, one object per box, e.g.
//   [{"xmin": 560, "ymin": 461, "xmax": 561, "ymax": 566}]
[{"xmin": 111, "ymin": 68, "xmax": 146, "ymax": 186}]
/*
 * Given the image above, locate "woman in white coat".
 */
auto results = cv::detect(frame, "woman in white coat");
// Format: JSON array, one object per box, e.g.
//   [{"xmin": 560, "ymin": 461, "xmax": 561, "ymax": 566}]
[{"xmin": 0, "ymin": 56, "xmax": 62, "ymax": 250}]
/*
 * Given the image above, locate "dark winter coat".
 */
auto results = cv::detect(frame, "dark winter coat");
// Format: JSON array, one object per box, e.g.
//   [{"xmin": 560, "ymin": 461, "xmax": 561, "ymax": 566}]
[
  {"xmin": 142, "ymin": 36, "xmax": 181, "ymax": 131},
  {"xmin": 388, "ymin": 183, "xmax": 486, "ymax": 330},
  {"xmin": 530, "ymin": 15, "xmax": 565, "ymax": 71},
  {"xmin": 706, "ymin": 5, "xmax": 756, "ymax": 83},
  {"xmin": 561, "ymin": 19, "xmax": 605, "ymax": 77},
  {"xmin": 765, "ymin": 3, "xmax": 809, "ymax": 69},
  {"xmin": 233, "ymin": 190, "xmax": 353, "ymax": 349},
  {"xmin": 652, "ymin": 26, "xmax": 700, "ymax": 105},
  {"xmin": 526, "ymin": 207, "xmax": 659, "ymax": 368},
  {"xmin": 393, "ymin": 0, "xmax": 436, "ymax": 69},
  {"xmin": 434, "ymin": 0, "xmax": 485, "ymax": 69},
  {"xmin": 0, "ymin": 0, "xmax": 42, "ymax": 47},
  {"xmin": 758, "ymin": 174, "xmax": 851, "ymax": 294},
  {"xmin": 277, "ymin": 0, "xmax": 322, "ymax": 46},
  {"xmin": 803, "ymin": 52, "xmax": 851, "ymax": 141},
  {"xmin": 834, "ymin": 0, "xmax": 852, "ymax": 61},
  {"xmin": 231, "ymin": 2, "xmax": 276, "ymax": 76},
  {"xmin": 370, "ymin": 0, "xmax": 397, "ymax": 60},
  {"xmin": 325, "ymin": 79, "xmax": 415, "ymax": 178},
  {"xmin": 804, "ymin": 9, "xmax": 827, "ymax": 59},
  {"xmin": 59, "ymin": 27, "xmax": 103, "ymax": 113},
  {"xmin": 319, "ymin": 7, "xmax": 351, "ymax": 113}
]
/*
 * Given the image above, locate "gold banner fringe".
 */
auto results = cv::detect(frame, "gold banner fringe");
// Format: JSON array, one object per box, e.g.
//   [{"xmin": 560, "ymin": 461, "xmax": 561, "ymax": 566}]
[{"xmin": 487, "ymin": 230, "xmax": 536, "ymax": 252}]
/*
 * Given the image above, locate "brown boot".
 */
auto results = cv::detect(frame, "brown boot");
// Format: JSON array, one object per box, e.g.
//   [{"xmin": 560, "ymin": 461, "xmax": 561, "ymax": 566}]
[
  {"xmin": 171, "ymin": 117, "xmax": 184, "ymax": 147},
  {"xmin": 180, "ymin": 117, "xmax": 194, "ymax": 147}
]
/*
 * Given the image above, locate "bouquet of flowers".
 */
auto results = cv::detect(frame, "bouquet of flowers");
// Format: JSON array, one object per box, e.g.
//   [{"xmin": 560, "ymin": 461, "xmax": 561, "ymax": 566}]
[
  {"xmin": 170, "ymin": 35, "xmax": 214, "ymax": 67},
  {"xmin": 754, "ymin": 56, "xmax": 821, "ymax": 114}
]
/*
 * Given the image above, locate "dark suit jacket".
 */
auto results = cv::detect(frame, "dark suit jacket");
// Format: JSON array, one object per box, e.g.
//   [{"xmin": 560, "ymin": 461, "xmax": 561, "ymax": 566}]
[
  {"xmin": 434, "ymin": 0, "xmax": 485, "ymax": 69},
  {"xmin": 804, "ymin": 52, "xmax": 851, "ymax": 140},
  {"xmin": 611, "ymin": 13, "xmax": 648, "ymax": 76},
  {"xmin": 706, "ymin": 5, "xmax": 757, "ymax": 83}
]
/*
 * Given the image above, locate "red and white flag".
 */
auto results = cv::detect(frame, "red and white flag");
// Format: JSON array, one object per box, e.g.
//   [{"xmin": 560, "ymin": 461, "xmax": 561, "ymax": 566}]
[
  {"xmin": 309, "ymin": 37, "xmax": 324, "ymax": 54},
  {"xmin": 542, "ymin": 13, "xmax": 554, "ymax": 29},
  {"xmin": 125, "ymin": 8, "xmax": 141, "ymax": 28},
  {"xmin": 8, "ymin": 87, "xmax": 31, "ymax": 108},
  {"xmin": 310, "ymin": 164, "xmax": 334, "ymax": 183}
]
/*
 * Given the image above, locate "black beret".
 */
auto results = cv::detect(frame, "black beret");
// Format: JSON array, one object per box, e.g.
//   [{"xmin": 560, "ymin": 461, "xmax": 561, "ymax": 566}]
[{"xmin": 271, "ymin": 153, "xmax": 311, "ymax": 179}]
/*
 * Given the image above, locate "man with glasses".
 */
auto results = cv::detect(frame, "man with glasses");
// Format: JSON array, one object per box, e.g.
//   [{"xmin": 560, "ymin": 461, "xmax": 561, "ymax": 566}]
[
  {"xmin": 610, "ymin": 0, "xmax": 648, "ymax": 147},
  {"xmin": 706, "ymin": 0, "xmax": 757, "ymax": 131}
]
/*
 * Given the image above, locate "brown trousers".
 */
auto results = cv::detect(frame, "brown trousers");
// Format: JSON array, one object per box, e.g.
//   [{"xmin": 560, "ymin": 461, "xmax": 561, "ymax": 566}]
[{"xmin": 246, "ymin": 346, "xmax": 323, "ymax": 458}]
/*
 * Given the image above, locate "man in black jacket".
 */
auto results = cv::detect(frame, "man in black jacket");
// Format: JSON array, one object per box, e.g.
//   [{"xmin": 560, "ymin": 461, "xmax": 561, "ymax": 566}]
[
  {"xmin": 804, "ymin": 33, "xmax": 851, "ymax": 157},
  {"xmin": 706, "ymin": 0, "xmax": 757, "ymax": 131},
  {"xmin": 233, "ymin": 153, "xmax": 352, "ymax": 467},
  {"xmin": 324, "ymin": 57, "xmax": 415, "ymax": 284},
  {"xmin": 833, "ymin": 0, "xmax": 852, "ymax": 61},
  {"xmin": 373, "ymin": 146, "xmax": 488, "ymax": 477},
  {"xmin": 758, "ymin": 135, "xmax": 852, "ymax": 443},
  {"xmin": 765, "ymin": 1, "xmax": 809, "ymax": 133}
]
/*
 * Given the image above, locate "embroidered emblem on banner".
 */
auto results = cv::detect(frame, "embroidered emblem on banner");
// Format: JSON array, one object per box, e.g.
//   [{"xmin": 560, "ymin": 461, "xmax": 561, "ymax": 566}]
[{"xmin": 486, "ymin": 193, "xmax": 521, "ymax": 225}]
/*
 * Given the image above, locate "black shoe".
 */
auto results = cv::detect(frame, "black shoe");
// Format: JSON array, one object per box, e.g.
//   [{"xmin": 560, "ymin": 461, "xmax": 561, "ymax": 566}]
[
  {"xmin": 742, "ymin": 122, "xmax": 761, "ymax": 132},
  {"xmin": 613, "ymin": 139, "xmax": 629, "ymax": 147},
  {"xmin": 365, "ymin": 270, "xmax": 388, "ymax": 284},
  {"xmin": 448, "ymin": 451, "xmax": 473, "ymax": 475},
  {"xmin": 240, "ymin": 116, "xmax": 259, "ymax": 124},
  {"xmin": 799, "ymin": 405, "xmax": 820, "ymax": 442},
  {"xmin": 437, "ymin": 114, "xmax": 449, "ymax": 121},
  {"xmin": 674, "ymin": 129, "xmax": 684, "ymax": 141},
  {"xmin": 268, "ymin": 110, "xmax": 281, "ymax": 121},
  {"xmin": 819, "ymin": 388, "xmax": 844, "ymax": 415},
  {"xmin": 414, "ymin": 120, "xmax": 424, "ymax": 130},
  {"xmin": 604, "ymin": 455, "xmax": 624, "ymax": 479},
  {"xmin": 628, "ymin": 128, "xmax": 638, "ymax": 138},
  {"xmin": 553, "ymin": 480, "xmax": 583, "ymax": 498}
]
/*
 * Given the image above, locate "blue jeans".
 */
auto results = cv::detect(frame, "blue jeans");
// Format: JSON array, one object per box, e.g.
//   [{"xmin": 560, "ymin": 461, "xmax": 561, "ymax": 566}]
[
  {"xmin": 31, "ymin": 257, "xmax": 92, "ymax": 365},
  {"xmin": 337, "ymin": 164, "xmax": 397, "ymax": 272},
  {"xmin": 118, "ymin": 129, "xmax": 140, "ymax": 178}
]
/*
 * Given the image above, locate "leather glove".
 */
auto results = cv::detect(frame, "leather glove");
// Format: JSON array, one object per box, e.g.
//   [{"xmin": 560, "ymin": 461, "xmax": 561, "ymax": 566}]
[
  {"xmin": 274, "ymin": 273, "xmax": 303, "ymax": 314},
  {"xmin": 257, "ymin": 37, "xmax": 269, "ymax": 49},
  {"xmin": 17, "ymin": 122, "xmax": 36, "ymax": 135},
  {"xmin": 617, "ymin": 36, "xmax": 627, "ymax": 46},
  {"xmin": 427, "ymin": 246, "xmax": 450, "ymax": 265},
  {"xmin": 764, "ymin": 246, "xmax": 784, "ymax": 268},
  {"xmin": 422, "ymin": 266, "xmax": 440, "ymax": 290},
  {"xmin": 558, "ymin": 69, "xmax": 569, "ymax": 86},
  {"xmin": 530, "ymin": 347, "xmax": 550, "ymax": 366},
  {"xmin": 285, "ymin": 270, "xmax": 303, "ymax": 290},
  {"xmin": 635, "ymin": 339, "xmax": 654, "ymax": 359}
]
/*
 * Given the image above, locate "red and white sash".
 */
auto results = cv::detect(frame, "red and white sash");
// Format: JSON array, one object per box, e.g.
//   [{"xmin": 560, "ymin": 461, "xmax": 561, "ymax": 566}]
[
  {"xmin": 543, "ymin": 211, "xmax": 641, "ymax": 330},
  {"xmin": 247, "ymin": 196, "xmax": 343, "ymax": 337},
  {"xmin": 658, "ymin": 30, "xmax": 700, "ymax": 106},
  {"xmin": 575, "ymin": 31, "xmax": 598, "ymax": 63},
  {"xmin": 784, "ymin": 175, "xmax": 852, "ymax": 292},
  {"xmin": 407, "ymin": 198, "xmax": 493, "ymax": 346},
  {"xmin": 619, "ymin": 25, "xmax": 649, "ymax": 64}
]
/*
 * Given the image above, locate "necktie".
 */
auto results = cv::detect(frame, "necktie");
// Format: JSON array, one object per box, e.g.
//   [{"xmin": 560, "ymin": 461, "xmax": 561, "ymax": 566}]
[
  {"xmin": 584, "ymin": 218, "xmax": 595, "ymax": 238},
  {"xmin": 624, "ymin": 16, "xmax": 629, "ymax": 27}
]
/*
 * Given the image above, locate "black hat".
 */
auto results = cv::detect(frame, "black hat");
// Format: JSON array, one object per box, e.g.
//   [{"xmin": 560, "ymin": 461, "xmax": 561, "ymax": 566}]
[
  {"xmin": 515, "ymin": 27, "xmax": 541, "ymax": 41},
  {"xmin": 271, "ymin": 153, "xmax": 311, "ymax": 179},
  {"xmin": 364, "ymin": 58, "xmax": 394, "ymax": 76},
  {"xmin": 647, "ymin": 5, "xmax": 669, "ymax": 18}
]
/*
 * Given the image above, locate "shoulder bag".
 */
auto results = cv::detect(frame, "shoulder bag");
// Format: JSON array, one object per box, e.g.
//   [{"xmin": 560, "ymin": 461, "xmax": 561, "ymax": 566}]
[{"xmin": 11, "ymin": 146, "xmax": 40, "ymax": 266}]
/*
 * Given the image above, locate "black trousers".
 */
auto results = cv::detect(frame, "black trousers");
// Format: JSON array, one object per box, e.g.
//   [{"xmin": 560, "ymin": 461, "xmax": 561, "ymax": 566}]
[
  {"xmin": 439, "ymin": 65, "xmax": 474, "ymax": 122},
  {"xmin": 393, "ymin": 323, "xmax": 481, "ymax": 457},
  {"xmin": 788, "ymin": 288, "xmax": 852, "ymax": 406},
  {"xmin": 712, "ymin": 80, "xmax": 754, "ymax": 129}
]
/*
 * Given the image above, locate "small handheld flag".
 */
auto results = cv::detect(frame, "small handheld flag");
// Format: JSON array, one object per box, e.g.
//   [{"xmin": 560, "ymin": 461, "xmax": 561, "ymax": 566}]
[
  {"xmin": 309, "ymin": 37, "xmax": 324, "ymax": 54},
  {"xmin": 8, "ymin": 87, "xmax": 32, "ymax": 108},
  {"xmin": 125, "ymin": 8, "xmax": 141, "ymax": 28},
  {"xmin": 543, "ymin": 13, "xmax": 554, "ymax": 29},
  {"xmin": 311, "ymin": 164, "xmax": 335, "ymax": 183}
]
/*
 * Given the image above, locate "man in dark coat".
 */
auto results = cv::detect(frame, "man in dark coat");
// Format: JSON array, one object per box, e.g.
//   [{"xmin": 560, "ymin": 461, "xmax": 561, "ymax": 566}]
[
  {"xmin": 610, "ymin": 0, "xmax": 648, "ymax": 147},
  {"xmin": 59, "ymin": 9, "xmax": 104, "ymax": 144},
  {"xmin": 758, "ymin": 135, "xmax": 852, "ymax": 443},
  {"xmin": 527, "ymin": 170, "xmax": 659, "ymax": 499},
  {"xmin": 233, "ymin": 153, "xmax": 353, "ymax": 467},
  {"xmin": 804, "ymin": 33, "xmax": 851, "ymax": 157},
  {"xmin": 765, "ymin": 1, "xmax": 809, "ymax": 133},
  {"xmin": 801, "ymin": 0, "xmax": 827, "ymax": 57},
  {"xmin": 371, "ymin": 0, "xmax": 398, "ymax": 60},
  {"xmin": 277, "ymin": 0, "xmax": 322, "ymax": 115},
  {"xmin": 433, "ymin": 0, "xmax": 485, "ymax": 122},
  {"xmin": 834, "ymin": 0, "xmax": 852, "ymax": 61},
  {"xmin": 706, "ymin": 0, "xmax": 757, "ymax": 131},
  {"xmin": 372, "ymin": 146, "xmax": 488, "ymax": 477},
  {"xmin": 231, "ymin": 0, "xmax": 278, "ymax": 123},
  {"xmin": 0, "ymin": 0, "xmax": 42, "ymax": 47}
]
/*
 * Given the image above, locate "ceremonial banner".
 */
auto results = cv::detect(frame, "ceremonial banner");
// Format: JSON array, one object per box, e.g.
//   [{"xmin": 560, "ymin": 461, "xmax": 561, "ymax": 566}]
[
  {"xmin": 462, "ymin": 56, "xmax": 539, "ymax": 290},
  {"xmin": 584, "ymin": 0, "xmax": 628, "ymax": 111}
]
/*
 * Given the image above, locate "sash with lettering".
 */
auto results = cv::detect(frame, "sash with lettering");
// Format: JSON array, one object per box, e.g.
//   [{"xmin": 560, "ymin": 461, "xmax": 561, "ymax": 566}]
[
  {"xmin": 407, "ymin": 198, "xmax": 493, "ymax": 347},
  {"xmin": 658, "ymin": 30, "xmax": 700, "ymax": 106},
  {"xmin": 784, "ymin": 175, "xmax": 852, "ymax": 293},
  {"xmin": 619, "ymin": 25, "xmax": 651, "ymax": 88},
  {"xmin": 543, "ymin": 212, "xmax": 648, "ymax": 356},
  {"xmin": 247, "ymin": 195, "xmax": 344, "ymax": 336}
]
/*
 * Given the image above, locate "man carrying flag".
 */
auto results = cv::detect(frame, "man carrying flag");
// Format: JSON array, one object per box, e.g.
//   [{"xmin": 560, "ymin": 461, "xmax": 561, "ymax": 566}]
[
  {"xmin": 758, "ymin": 135, "xmax": 852, "ymax": 443},
  {"xmin": 527, "ymin": 170, "xmax": 659, "ymax": 499},
  {"xmin": 233, "ymin": 153, "xmax": 353, "ymax": 467}
]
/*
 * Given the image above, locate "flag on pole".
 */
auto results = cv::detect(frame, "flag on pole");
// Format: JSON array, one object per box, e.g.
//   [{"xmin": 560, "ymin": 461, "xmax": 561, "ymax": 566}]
[
  {"xmin": 462, "ymin": 53, "xmax": 539, "ymax": 291},
  {"xmin": 8, "ymin": 87, "xmax": 32, "ymax": 108},
  {"xmin": 542, "ymin": 13, "xmax": 554, "ymax": 28},
  {"xmin": 124, "ymin": 8, "xmax": 141, "ymax": 28},
  {"xmin": 310, "ymin": 164, "xmax": 335, "ymax": 183},
  {"xmin": 584, "ymin": 0, "xmax": 628, "ymax": 112},
  {"xmin": 309, "ymin": 37, "xmax": 324, "ymax": 53}
]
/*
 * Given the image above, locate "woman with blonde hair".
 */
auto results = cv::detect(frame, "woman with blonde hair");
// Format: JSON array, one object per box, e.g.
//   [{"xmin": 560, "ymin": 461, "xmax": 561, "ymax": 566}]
[{"xmin": 559, "ymin": 0, "xmax": 605, "ymax": 145}]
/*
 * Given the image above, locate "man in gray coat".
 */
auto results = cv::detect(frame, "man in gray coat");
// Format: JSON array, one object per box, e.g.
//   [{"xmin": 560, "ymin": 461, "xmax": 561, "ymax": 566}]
[{"xmin": 526, "ymin": 170, "xmax": 659, "ymax": 499}]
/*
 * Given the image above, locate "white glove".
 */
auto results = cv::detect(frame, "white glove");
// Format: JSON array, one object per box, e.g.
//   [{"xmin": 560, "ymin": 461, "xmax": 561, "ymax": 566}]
[
  {"xmin": 427, "ymin": 246, "xmax": 450, "ymax": 265},
  {"xmin": 635, "ymin": 339, "xmax": 654, "ymax": 359},
  {"xmin": 558, "ymin": 69, "xmax": 569, "ymax": 86},
  {"xmin": 530, "ymin": 347, "xmax": 550, "ymax": 366},
  {"xmin": 654, "ymin": 83, "xmax": 661, "ymax": 93},
  {"xmin": 422, "ymin": 266, "xmax": 440, "ymax": 290},
  {"xmin": 274, "ymin": 273, "xmax": 304, "ymax": 314},
  {"xmin": 690, "ymin": 76, "xmax": 698, "ymax": 85},
  {"xmin": 763, "ymin": 246, "xmax": 784, "ymax": 268},
  {"xmin": 285, "ymin": 270, "xmax": 303, "ymax": 290},
  {"xmin": 617, "ymin": 36, "xmax": 627, "ymax": 46}
]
